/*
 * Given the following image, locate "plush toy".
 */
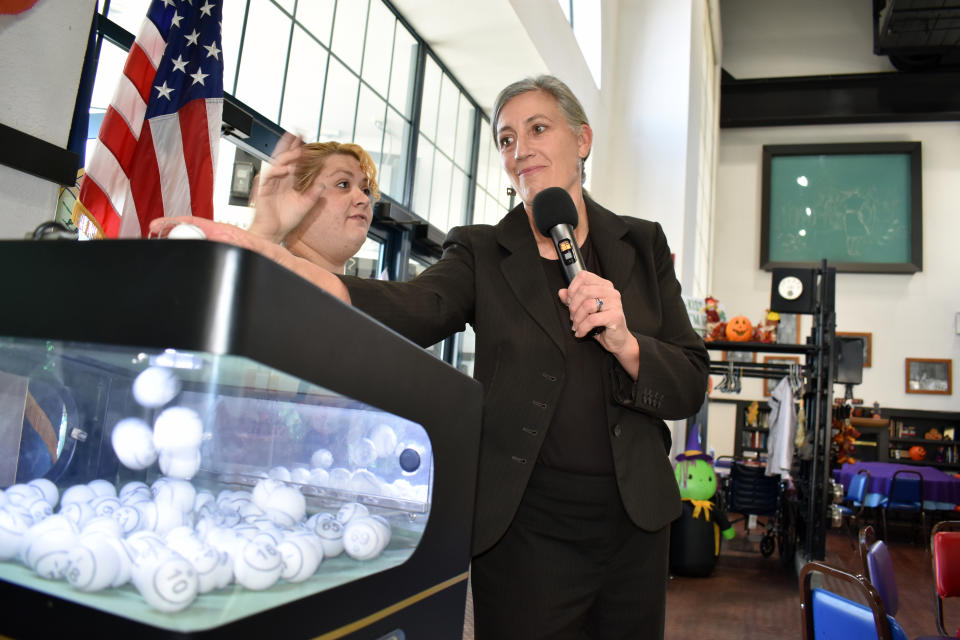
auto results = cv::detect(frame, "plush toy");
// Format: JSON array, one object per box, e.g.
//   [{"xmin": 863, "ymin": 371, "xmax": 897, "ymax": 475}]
[
  {"xmin": 753, "ymin": 310, "xmax": 780, "ymax": 343},
  {"xmin": 702, "ymin": 296, "xmax": 727, "ymax": 342},
  {"xmin": 669, "ymin": 426, "xmax": 735, "ymax": 577}
]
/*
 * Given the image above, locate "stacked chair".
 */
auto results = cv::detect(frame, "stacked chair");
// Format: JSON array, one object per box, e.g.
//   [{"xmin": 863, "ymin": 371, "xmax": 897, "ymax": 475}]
[
  {"xmin": 799, "ymin": 560, "xmax": 907, "ymax": 640},
  {"xmin": 881, "ymin": 469, "xmax": 927, "ymax": 545},
  {"xmin": 837, "ymin": 468, "xmax": 872, "ymax": 548},
  {"xmin": 930, "ymin": 521, "xmax": 960, "ymax": 637}
]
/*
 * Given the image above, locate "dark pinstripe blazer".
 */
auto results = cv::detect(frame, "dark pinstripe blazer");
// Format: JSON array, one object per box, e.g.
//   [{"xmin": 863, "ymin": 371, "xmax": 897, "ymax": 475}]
[{"xmin": 343, "ymin": 196, "xmax": 709, "ymax": 555}]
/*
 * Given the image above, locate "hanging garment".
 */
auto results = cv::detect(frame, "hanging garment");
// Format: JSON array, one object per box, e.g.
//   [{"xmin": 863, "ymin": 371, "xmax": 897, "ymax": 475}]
[{"xmin": 766, "ymin": 376, "xmax": 797, "ymax": 479}]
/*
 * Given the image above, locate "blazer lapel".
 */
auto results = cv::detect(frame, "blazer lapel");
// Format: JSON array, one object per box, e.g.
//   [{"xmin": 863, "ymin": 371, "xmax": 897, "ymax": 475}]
[
  {"xmin": 586, "ymin": 197, "xmax": 635, "ymax": 292},
  {"xmin": 496, "ymin": 205, "xmax": 568, "ymax": 354}
]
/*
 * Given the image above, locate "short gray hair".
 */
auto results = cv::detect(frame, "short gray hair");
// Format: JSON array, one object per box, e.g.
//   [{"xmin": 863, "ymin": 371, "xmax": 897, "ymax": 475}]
[{"xmin": 491, "ymin": 75, "xmax": 591, "ymax": 178}]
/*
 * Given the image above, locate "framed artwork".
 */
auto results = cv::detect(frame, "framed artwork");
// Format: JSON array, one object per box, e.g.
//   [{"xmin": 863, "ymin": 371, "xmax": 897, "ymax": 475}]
[
  {"xmin": 760, "ymin": 142, "xmax": 922, "ymax": 274},
  {"xmin": 763, "ymin": 355, "xmax": 800, "ymax": 396},
  {"xmin": 724, "ymin": 350, "xmax": 756, "ymax": 364},
  {"xmin": 776, "ymin": 313, "xmax": 801, "ymax": 344},
  {"xmin": 837, "ymin": 331, "xmax": 872, "ymax": 368},
  {"xmin": 905, "ymin": 358, "xmax": 952, "ymax": 395}
]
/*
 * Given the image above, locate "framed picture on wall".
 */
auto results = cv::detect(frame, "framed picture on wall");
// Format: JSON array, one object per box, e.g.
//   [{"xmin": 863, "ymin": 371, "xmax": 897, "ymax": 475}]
[
  {"xmin": 760, "ymin": 142, "xmax": 922, "ymax": 273},
  {"xmin": 763, "ymin": 355, "xmax": 800, "ymax": 396},
  {"xmin": 724, "ymin": 350, "xmax": 756, "ymax": 363},
  {"xmin": 905, "ymin": 358, "xmax": 952, "ymax": 395},
  {"xmin": 776, "ymin": 313, "xmax": 801, "ymax": 344},
  {"xmin": 837, "ymin": 331, "xmax": 872, "ymax": 367}
]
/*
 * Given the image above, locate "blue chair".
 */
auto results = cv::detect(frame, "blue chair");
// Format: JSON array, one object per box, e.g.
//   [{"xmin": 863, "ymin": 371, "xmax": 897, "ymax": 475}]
[
  {"xmin": 800, "ymin": 560, "xmax": 907, "ymax": 640},
  {"xmin": 881, "ymin": 469, "xmax": 927, "ymax": 545},
  {"xmin": 838, "ymin": 469, "xmax": 871, "ymax": 547}
]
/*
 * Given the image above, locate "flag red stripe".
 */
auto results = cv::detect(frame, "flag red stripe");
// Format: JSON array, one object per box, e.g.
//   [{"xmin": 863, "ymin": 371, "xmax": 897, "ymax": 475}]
[
  {"xmin": 78, "ymin": 178, "xmax": 122, "ymax": 237},
  {"xmin": 122, "ymin": 42, "xmax": 156, "ymax": 104},
  {"xmin": 97, "ymin": 106, "xmax": 139, "ymax": 173},
  {"xmin": 178, "ymin": 100, "xmax": 214, "ymax": 218},
  {"xmin": 127, "ymin": 122, "xmax": 164, "ymax": 237}
]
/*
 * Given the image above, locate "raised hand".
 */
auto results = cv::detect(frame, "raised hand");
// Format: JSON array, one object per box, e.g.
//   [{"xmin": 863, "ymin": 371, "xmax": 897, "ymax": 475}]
[{"xmin": 247, "ymin": 133, "xmax": 326, "ymax": 243}]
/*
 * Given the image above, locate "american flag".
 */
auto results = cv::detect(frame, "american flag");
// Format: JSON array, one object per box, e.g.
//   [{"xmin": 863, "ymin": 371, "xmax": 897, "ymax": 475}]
[{"xmin": 74, "ymin": 0, "xmax": 223, "ymax": 239}]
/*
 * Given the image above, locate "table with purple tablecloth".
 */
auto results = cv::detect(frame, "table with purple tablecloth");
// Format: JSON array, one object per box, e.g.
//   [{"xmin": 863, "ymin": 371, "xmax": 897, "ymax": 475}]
[{"xmin": 832, "ymin": 461, "xmax": 960, "ymax": 510}]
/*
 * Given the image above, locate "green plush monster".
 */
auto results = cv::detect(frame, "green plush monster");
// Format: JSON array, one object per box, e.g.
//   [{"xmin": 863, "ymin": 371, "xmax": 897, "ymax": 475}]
[{"xmin": 669, "ymin": 427, "xmax": 735, "ymax": 577}]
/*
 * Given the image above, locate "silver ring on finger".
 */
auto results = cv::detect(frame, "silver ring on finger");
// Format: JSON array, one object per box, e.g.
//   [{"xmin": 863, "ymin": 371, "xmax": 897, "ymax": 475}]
[{"xmin": 595, "ymin": 297, "xmax": 604, "ymax": 313}]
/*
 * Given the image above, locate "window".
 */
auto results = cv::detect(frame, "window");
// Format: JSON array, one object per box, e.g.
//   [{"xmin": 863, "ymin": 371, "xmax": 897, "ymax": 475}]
[{"xmin": 556, "ymin": 0, "xmax": 602, "ymax": 89}]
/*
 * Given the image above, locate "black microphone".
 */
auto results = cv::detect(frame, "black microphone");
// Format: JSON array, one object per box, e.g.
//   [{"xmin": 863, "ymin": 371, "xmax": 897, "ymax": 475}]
[
  {"xmin": 532, "ymin": 186, "xmax": 584, "ymax": 284},
  {"xmin": 532, "ymin": 187, "xmax": 604, "ymax": 337}
]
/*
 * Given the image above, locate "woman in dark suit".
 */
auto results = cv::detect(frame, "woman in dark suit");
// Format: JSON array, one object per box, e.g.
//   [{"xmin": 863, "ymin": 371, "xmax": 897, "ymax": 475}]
[{"xmin": 154, "ymin": 75, "xmax": 708, "ymax": 639}]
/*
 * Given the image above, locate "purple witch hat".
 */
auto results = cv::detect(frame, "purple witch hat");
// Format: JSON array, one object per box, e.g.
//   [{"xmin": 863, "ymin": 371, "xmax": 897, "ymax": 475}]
[{"xmin": 676, "ymin": 424, "xmax": 713, "ymax": 462}]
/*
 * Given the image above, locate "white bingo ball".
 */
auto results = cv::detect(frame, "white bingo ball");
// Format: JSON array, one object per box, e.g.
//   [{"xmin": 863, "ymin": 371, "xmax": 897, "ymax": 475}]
[
  {"xmin": 158, "ymin": 448, "xmax": 202, "ymax": 480},
  {"xmin": 27, "ymin": 479, "xmax": 59, "ymax": 508},
  {"xmin": 65, "ymin": 535, "xmax": 122, "ymax": 592},
  {"xmin": 131, "ymin": 554, "xmax": 199, "ymax": 612},
  {"xmin": 119, "ymin": 482, "xmax": 152, "ymax": 504},
  {"xmin": 133, "ymin": 501, "xmax": 159, "ymax": 533},
  {"xmin": 310, "ymin": 449, "xmax": 334, "ymax": 469},
  {"xmin": 60, "ymin": 484, "xmax": 96, "ymax": 507},
  {"xmin": 153, "ymin": 478, "xmax": 197, "ymax": 513},
  {"xmin": 23, "ymin": 497, "xmax": 53, "ymax": 523},
  {"xmin": 328, "ymin": 468, "xmax": 352, "ymax": 490},
  {"xmin": 290, "ymin": 467, "xmax": 311, "ymax": 484},
  {"xmin": 267, "ymin": 466, "xmax": 291, "ymax": 482},
  {"xmin": 0, "ymin": 507, "xmax": 34, "ymax": 560},
  {"xmin": 343, "ymin": 516, "xmax": 389, "ymax": 561},
  {"xmin": 183, "ymin": 545, "xmax": 226, "ymax": 593},
  {"xmin": 312, "ymin": 514, "xmax": 344, "ymax": 558},
  {"xmin": 124, "ymin": 530, "xmax": 169, "ymax": 567},
  {"xmin": 336, "ymin": 502, "xmax": 369, "ymax": 524},
  {"xmin": 112, "ymin": 506, "xmax": 144, "ymax": 535},
  {"xmin": 104, "ymin": 536, "xmax": 133, "ymax": 587},
  {"xmin": 233, "ymin": 540, "xmax": 282, "ymax": 590},
  {"xmin": 347, "ymin": 469, "xmax": 383, "ymax": 495},
  {"xmin": 90, "ymin": 496, "xmax": 121, "ymax": 518},
  {"xmin": 266, "ymin": 486, "xmax": 305, "ymax": 524},
  {"xmin": 347, "ymin": 438, "xmax": 378, "ymax": 468},
  {"xmin": 59, "ymin": 500, "xmax": 96, "ymax": 529},
  {"xmin": 369, "ymin": 424, "xmax": 398, "ymax": 458},
  {"xmin": 4, "ymin": 483, "xmax": 44, "ymax": 507},
  {"xmin": 194, "ymin": 490, "xmax": 216, "ymax": 514},
  {"xmin": 82, "ymin": 516, "xmax": 122, "ymax": 539},
  {"xmin": 278, "ymin": 534, "xmax": 322, "ymax": 583},
  {"xmin": 166, "ymin": 223, "xmax": 207, "ymax": 240},
  {"xmin": 153, "ymin": 407, "xmax": 203, "ymax": 451},
  {"xmin": 23, "ymin": 528, "xmax": 77, "ymax": 577},
  {"xmin": 133, "ymin": 366, "xmax": 182, "ymax": 408},
  {"xmin": 251, "ymin": 478, "xmax": 285, "ymax": 510},
  {"xmin": 87, "ymin": 479, "xmax": 117, "ymax": 498},
  {"xmin": 308, "ymin": 468, "xmax": 330, "ymax": 487},
  {"xmin": 153, "ymin": 501, "xmax": 189, "ymax": 537},
  {"xmin": 111, "ymin": 418, "xmax": 158, "ymax": 470}
]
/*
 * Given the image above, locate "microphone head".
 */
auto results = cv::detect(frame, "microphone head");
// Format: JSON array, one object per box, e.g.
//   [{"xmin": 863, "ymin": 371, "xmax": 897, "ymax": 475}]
[{"xmin": 532, "ymin": 187, "xmax": 578, "ymax": 236}]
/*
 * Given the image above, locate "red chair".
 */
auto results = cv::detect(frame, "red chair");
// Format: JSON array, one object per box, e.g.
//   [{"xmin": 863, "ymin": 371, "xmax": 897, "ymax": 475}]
[{"xmin": 931, "ymin": 521, "xmax": 960, "ymax": 637}]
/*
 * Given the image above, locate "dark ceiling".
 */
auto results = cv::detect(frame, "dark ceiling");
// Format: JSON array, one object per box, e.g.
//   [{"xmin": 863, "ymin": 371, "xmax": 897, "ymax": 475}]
[
  {"xmin": 875, "ymin": 0, "xmax": 960, "ymax": 70},
  {"xmin": 720, "ymin": 0, "xmax": 960, "ymax": 128}
]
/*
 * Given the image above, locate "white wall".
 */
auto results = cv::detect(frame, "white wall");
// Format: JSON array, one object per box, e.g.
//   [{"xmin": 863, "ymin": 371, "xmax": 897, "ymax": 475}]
[
  {"xmin": 706, "ymin": 121, "xmax": 960, "ymax": 456},
  {"xmin": 0, "ymin": 0, "xmax": 96, "ymax": 238}
]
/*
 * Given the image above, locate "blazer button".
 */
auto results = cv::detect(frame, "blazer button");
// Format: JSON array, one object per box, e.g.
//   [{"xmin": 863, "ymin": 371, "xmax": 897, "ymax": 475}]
[{"xmin": 612, "ymin": 424, "xmax": 622, "ymax": 438}]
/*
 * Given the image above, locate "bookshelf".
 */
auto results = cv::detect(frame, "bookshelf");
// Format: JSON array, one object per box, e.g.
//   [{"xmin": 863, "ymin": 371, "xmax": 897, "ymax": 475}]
[
  {"xmin": 733, "ymin": 400, "xmax": 772, "ymax": 461},
  {"xmin": 884, "ymin": 408, "xmax": 960, "ymax": 470}
]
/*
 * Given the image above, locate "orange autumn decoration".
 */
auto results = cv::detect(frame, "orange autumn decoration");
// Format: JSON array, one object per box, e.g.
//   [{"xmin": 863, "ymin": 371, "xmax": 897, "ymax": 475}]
[
  {"xmin": 909, "ymin": 445, "xmax": 926, "ymax": 461},
  {"xmin": 725, "ymin": 315, "xmax": 753, "ymax": 342}
]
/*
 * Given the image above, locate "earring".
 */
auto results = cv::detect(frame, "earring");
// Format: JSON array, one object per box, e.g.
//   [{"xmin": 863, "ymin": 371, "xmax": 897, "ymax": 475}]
[{"xmin": 506, "ymin": 187, "xmax": 516, "ymax": 197}]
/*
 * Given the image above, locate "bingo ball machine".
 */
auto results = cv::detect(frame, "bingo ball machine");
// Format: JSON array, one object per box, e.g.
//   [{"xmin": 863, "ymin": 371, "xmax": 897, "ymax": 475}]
[{"xmin": 0, "ymin": 239, "xmax": 482, "ymax": 639}]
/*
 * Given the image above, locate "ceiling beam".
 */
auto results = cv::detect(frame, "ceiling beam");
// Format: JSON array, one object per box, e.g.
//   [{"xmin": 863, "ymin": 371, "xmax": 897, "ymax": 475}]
[{"xmin": 720, "ymin": 70, "xmax": 960, "ymax": 127}]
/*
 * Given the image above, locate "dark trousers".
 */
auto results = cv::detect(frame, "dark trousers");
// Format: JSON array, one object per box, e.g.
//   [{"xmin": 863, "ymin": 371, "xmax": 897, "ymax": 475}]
[{"xmin": 470, "ymin": 463, "xmax": 670, "ymax": 640}]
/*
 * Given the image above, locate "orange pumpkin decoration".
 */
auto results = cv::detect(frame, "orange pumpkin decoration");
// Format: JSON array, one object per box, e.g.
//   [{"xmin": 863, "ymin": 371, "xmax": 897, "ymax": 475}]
[
  {"xmin": 725, "ymin": 315, "xmax": 753, "ymax": 342},
  {"xmin": 908, "ymin": 445, "xmax": 926, "ymax": 461}
]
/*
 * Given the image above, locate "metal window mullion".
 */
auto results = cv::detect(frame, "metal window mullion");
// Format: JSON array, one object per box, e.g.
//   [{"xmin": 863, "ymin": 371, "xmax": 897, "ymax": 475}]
[
  {"xmin": 276, "ymin": 2, "xmax": 297, "ymax": 125},
  {"xmin": 401, "ymin": 45, "xmax": 427, "ymax": 209},
  {"xmin": 349, "ymin": 0, "xmax": 373, "ymax": 141},
  {"xmin": 232, "ymin": 0, "xmax": 253, "ymax": 101},
  {"xmin": 464, "ymin": 111, "xmax": 482, "ymax": 225}
]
